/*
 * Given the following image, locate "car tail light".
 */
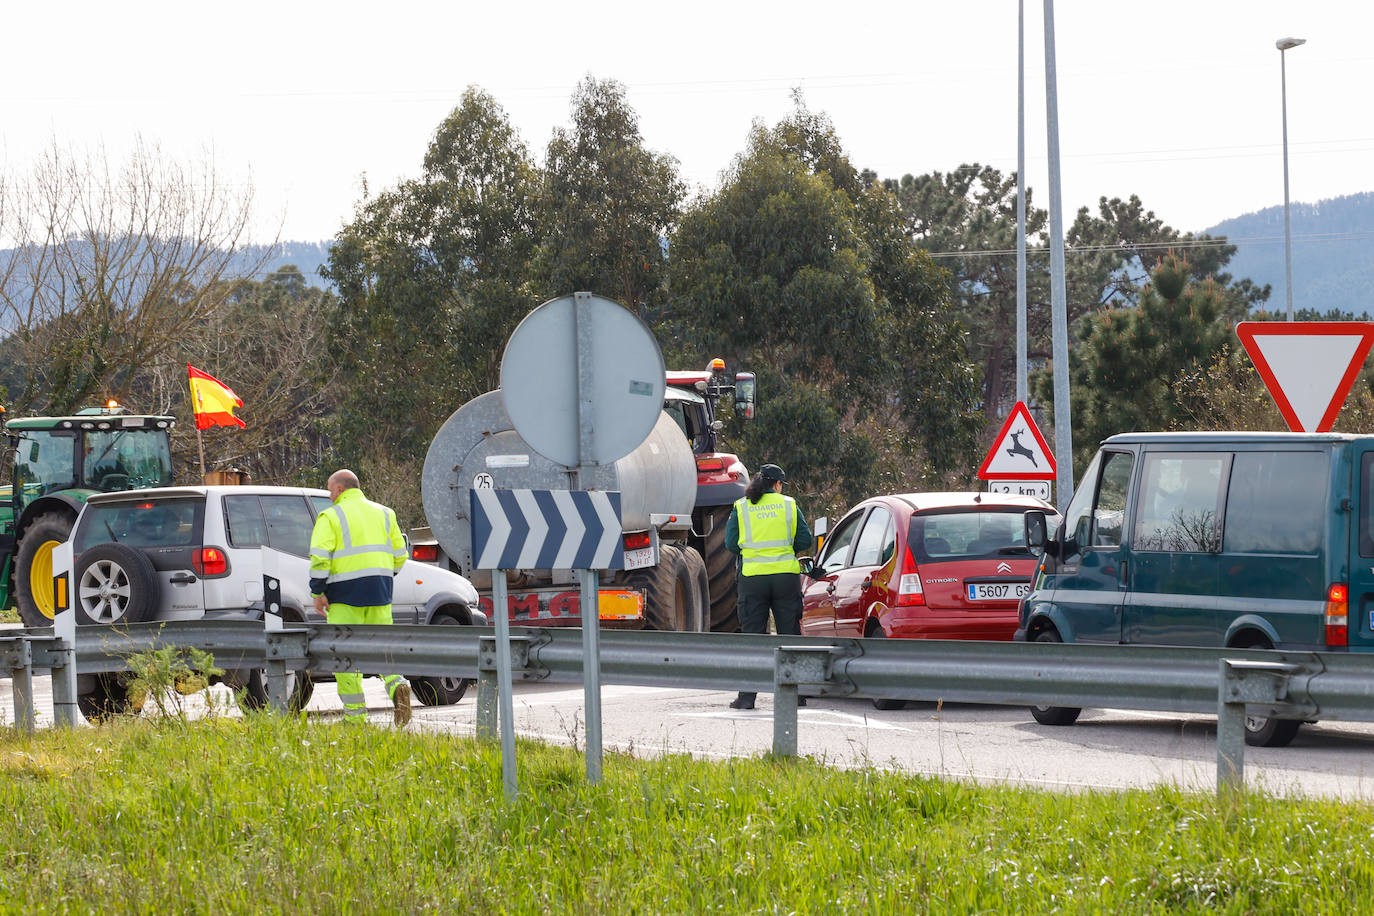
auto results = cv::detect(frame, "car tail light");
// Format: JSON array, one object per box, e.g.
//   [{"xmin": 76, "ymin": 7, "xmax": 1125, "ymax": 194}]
[
  {"xmin": 624, "ymin": 531, "xmax": 651, "ymax": 550},
  {"xmin": 1324, "ymin": 582, "xmax": 1348, "ymax": 646},
  {"xmin": 894, "ymin": 546, "xmax": 925, "ymax": 607},
  {"xmin": 193, "ymin": 547, "xmax": 229, "ymax": 577},
  {"xmin": 695, "ymin": 456, "xmax": 726, "ymax": 472},
  {"xmin": 411, "ymin": 543, "xmax": 438, "ymax": 562}
]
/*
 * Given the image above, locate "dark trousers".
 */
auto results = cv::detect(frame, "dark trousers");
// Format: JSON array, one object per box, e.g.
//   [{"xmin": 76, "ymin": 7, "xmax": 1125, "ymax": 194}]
[
  {"xmin": 734, "ymin": 571, "xmax": 803, "ymax": 707},
  {"xmin": 737, "ymin": 572, "xmax": 803, "ymax": 636}
]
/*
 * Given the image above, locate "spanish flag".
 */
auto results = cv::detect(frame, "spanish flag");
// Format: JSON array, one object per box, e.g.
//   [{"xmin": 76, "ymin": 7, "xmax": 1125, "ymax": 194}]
[{"xmin": 187, "ymin": 364, "xmax": 246, "ymax": 430}]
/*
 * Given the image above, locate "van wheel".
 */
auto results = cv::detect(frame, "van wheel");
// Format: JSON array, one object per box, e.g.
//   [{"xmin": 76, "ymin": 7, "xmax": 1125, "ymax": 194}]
[
  {"xmin": 1234, "ymin": 635, "xmax": 1302, "ymax": 747},
  {"xmin": 1029, "ymin": 629, "xmax": 1082, "ymax": 726},
  {"xmin": 15, "ymin": 513, "xmax": 75, "ymax": 627},
  {"xmin": 410, "ymin": 611, "xmax": 473, "ymax": 705},
  {"xmin": 226, "ymin": 667, "xmax": 315, "ymax": 713},
  {"xmin": 74, "ymin": 544, "xmax": 161, "ymax": 625}
]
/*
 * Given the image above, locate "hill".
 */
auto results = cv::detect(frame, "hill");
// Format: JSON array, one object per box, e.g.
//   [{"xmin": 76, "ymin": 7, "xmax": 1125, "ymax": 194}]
[
  {"xmin": 1204, "ymin": 191, "xmax": 1374, "ymax": 316},
  {"xmin": 239, "ymin": 239, "xmax": 333, "ymax": 288}
]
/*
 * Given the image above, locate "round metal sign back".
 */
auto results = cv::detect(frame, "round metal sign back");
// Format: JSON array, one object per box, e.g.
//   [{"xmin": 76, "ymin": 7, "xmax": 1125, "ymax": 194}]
[{"xmin": 500, "ymin": 292, "xmax": 666, "ymax": 467}]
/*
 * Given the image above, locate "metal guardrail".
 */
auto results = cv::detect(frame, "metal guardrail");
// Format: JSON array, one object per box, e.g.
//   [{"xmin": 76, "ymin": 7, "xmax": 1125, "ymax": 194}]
[{"xmin": 6, "ymin": 620, "xmax": 1374, "ymax": 793}]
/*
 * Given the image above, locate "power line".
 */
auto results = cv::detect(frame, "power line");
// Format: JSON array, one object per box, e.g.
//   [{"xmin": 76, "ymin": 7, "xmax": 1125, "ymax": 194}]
[{"xmin": 923, "ymin": 228, "xmax": 1374, "ymax": 260}]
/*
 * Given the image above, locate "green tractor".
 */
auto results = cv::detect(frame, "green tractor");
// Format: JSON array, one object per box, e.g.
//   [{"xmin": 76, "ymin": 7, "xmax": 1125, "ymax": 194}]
[{"xmin": 1, "ymin": 404, "xmax": 175, "ymax": 626}]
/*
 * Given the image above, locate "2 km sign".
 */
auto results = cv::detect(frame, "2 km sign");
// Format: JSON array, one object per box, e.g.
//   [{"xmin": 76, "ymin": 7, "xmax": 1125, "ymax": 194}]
[
  {"xmin": 979, "ymin": 401, "xmax": 1056, "ymax": 499},
  {"xmin": 1236, "ymin": 321, "xmax": 1374, "ymax": 433}
]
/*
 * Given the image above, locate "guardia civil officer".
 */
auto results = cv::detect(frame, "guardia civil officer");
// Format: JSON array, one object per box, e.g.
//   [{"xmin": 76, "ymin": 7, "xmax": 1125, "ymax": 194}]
[
  {"xmin": 309, "ymin": 469, "xmax": 413, "ymax": 726},
  {"xmin": 725, "ymin": 463, "xmax": 813, "ymax": 710}
]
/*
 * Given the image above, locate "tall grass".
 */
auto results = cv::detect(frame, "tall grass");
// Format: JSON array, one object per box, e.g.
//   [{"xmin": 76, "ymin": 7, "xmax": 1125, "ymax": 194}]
[{"xmin": 1, "ymin": 715, "xmax": 1371, "ymax": 914}]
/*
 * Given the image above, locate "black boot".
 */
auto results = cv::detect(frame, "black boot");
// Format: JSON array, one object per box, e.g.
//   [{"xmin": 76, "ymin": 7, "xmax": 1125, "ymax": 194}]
[{"xmin": 729, "ymin": 692, "xmax": 756, "ymax": 710}]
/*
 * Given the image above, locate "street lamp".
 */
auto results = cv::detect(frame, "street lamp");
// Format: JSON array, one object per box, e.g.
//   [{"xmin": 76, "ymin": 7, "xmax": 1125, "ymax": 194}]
[{"xmin": 1276, "ymin": 36, "xmax": 1306, "ymax": 321}]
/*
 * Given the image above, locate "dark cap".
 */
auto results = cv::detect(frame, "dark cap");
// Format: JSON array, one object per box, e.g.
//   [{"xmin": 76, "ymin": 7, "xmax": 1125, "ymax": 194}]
[{"xmin": 758, "ymin": 463, "xmax": 786, "ymax": 482}]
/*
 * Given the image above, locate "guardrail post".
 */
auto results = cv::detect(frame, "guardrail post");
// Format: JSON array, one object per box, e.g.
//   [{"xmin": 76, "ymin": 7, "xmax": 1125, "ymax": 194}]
[
  {"xmin": 4, "ymin": 640, "xmax": 35, "ymax": 732},
  {"xmin": 52, "ymin": 543, "xmax": 80, "ymax": 727},
  {"xmin": 1216, "ymin": 658, "xmax": 1308, "ymax": 795},
  {"xmin": 1216, "ymin": 659, "xmax": 1247, "ymax": 793},
  {"xmin": 773, "ymin": 647, "xmax": 833, "ymax": 757},
  {"xmin": 265, "ymin": 630, "xmax": 310, "ymax": 714},
  {"xmin": 476, "ymin": 636, "xmax": 499, "ymax": 742}
]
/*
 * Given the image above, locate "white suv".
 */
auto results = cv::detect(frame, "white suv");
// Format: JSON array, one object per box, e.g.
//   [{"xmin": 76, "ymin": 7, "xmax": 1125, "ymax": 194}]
[{"xmin": 69, "ymin": 485, "xmax": 483, "ymax": 712}]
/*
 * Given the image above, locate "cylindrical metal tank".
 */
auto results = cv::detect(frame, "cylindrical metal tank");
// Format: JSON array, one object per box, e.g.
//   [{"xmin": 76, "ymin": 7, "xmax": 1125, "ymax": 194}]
[{"xmin": 421, "ymin": 389, "xmax": 697, "ymax": 576}]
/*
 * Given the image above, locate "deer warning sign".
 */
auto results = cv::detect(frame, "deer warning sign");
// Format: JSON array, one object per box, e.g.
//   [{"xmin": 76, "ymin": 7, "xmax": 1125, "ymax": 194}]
[{"xmin": 978, "ymin": 401, "xmax": 1056, "ymax": 481}]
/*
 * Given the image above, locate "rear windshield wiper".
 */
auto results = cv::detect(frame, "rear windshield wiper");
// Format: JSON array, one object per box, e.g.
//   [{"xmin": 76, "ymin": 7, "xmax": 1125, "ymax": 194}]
[{"xmin": 104, "ymin": 519, "xmax": 119, "ymax": 542}]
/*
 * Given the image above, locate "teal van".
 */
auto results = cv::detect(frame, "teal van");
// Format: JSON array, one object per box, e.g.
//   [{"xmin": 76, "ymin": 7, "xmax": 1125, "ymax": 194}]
[{"xmin": 1018, "ymin": 431, "xmax": 1374, "ymax": 747}]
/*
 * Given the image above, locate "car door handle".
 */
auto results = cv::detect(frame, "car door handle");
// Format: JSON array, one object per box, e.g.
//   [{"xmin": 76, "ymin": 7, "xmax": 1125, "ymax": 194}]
[
  {"xmin": 826, "ymin": 582, "xmax": 837, "ymax": 595},
  {"xmin": 170, "ymin": 573, "xmax": 197, "ymax": 585},
  {"xmin": 861, "ymin": 577, "xmax": 872, "ymax": 589}
]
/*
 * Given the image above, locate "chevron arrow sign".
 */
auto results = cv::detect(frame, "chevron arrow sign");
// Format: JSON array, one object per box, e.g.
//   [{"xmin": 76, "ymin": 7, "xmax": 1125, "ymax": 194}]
[{"xmin": 470, "ymin": 488, "xmax": 624, "ymax": 570}]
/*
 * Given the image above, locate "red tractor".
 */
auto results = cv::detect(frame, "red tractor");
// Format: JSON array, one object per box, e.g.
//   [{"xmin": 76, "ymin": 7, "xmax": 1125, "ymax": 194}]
[{"xmin": 663, "ymin": 359, "xmax": 756, "ymax": 631}]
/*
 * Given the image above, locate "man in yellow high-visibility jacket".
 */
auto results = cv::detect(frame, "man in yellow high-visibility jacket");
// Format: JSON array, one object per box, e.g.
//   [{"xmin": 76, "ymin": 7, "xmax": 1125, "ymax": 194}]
[
  {"xmin": 309, "ymin": 468, "xmax": 412, "ymax": 725},
  {"xmin": 725, "ymin": 463, "xmax": 813, "ymax": 710}
]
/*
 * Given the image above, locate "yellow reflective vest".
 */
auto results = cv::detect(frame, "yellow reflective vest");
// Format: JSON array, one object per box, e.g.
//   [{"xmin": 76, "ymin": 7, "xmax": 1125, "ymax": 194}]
[
  {"xmin": 309, "ymin": 488, "xmax": 407, "ymax": 606},
  {"xmin": 734, "ymin": 492, "xmax": 801, "ymax": 576}
]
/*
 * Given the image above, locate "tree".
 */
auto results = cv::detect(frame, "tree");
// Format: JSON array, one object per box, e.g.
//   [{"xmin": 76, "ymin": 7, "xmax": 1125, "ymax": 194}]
[
  {"xmin": 324, "ymin": 87, "xmax": 541, "ymax": 519},
  {"xmin": 534, "ymin": 77, "xmax": 685, "ymax": 314},
  {"xmin": 667, "ymin": 102, "xmax": 977, "ymax": 514},
  {"xmin": 0, "ymin": 139, "xmax": 267, "ymax": 415},
  {"xmin": 1039, "ymin": 252, "xmax": 1249, "ymax": 467}
]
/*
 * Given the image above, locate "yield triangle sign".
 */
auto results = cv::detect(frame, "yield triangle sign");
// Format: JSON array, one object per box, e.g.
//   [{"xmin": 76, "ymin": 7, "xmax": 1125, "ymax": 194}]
[
  {"xmin": 979, "ymin": 401, "xmax": 1056, "ymax": 480},
  {"xmin": 1235, "ymin": 321, "xmax": 1374, "ymax": 432}
]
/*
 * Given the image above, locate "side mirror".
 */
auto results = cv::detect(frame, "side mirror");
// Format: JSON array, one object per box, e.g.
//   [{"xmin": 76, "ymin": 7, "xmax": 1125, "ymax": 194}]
[
  {"xmin": 1024, "ymin": 510, "xmax": 1048, "ymax": 552},
  {"xmin": 798, "ymin": 556, "xmax": 815, "ymax": 577},
  {"xmin": 733, "ymin": 371, "xmax": 756, "ymax": 419}
]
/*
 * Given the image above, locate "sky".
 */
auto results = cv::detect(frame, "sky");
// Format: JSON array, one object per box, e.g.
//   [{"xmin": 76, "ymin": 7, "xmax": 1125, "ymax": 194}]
[{"xmin": 4, "ymin": 1, "xmax": 1371, "ymax": 245}]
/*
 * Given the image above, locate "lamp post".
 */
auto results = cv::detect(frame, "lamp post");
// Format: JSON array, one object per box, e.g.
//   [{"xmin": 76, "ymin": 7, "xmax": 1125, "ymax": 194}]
[{"xmin": 1277, "ymin": 36, "xmax": 1305, "ymax": 322}]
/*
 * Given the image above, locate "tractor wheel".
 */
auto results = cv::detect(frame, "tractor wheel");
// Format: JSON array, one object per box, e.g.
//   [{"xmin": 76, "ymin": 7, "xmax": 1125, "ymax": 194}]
[
  {"xmin": 15, "ymin": 512, "xmax": 76, "ymax": 627},
  {"xmin": 701, "ymin": 506, "xmax": 739, "ymax": 632}
]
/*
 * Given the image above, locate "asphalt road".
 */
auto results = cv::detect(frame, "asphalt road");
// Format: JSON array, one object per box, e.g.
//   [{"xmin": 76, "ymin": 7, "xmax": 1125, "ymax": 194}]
[{"xmin": 8, "ymin": 672, "xmax": 1374, "ymax": 799}]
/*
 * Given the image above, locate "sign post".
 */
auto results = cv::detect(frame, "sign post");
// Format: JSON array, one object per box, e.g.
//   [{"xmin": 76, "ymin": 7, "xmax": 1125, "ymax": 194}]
[
  {"xmin": 491, "ymin": 291, "xmax": 665, "ymax": 789},
  {"xmin": 1236, "ymin": 321, "xmax": 1374, "ymax": 432},
  {"xmin": 978, "ymin": 401, "xmax": 1057, "ymax": 503}
]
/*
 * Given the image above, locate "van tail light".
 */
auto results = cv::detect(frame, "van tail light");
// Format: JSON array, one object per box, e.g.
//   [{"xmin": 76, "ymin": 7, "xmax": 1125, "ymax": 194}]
[
  {"xmin": 1324, "ymin": 582, "xmax": 1349, "ymax": 646},
  {"xmin": 894, "ymin": 546, "xmax": 926, "ymax": 607},
  {"xmin": 411, "ymin": 543, "xmax": 438, "ymax": 562},
  {"xmin": 695, "ymin": 456, "xmax": 726, "ymax": 472},
  {"xmin": 193, "ymin": 547, "xmax": 229, "ymax": 578}
]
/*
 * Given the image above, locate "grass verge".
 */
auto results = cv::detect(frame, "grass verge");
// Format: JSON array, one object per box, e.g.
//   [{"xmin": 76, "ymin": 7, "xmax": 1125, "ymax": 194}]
[{"xmin": 1, "ymin": 715, "xmax": 1371, "ymax": 913}]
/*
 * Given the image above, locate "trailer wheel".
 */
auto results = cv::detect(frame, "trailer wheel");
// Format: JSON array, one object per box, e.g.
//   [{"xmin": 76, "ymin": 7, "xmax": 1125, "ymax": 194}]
[
  {"xmin": 701, "ymin": 506, "xmax": 739, "ymax": 631},
  {"xmin": 78, "ymin": 673, "xmax": 133, "ymax": 721},
  {"xmin": 681, "ymin": 546, "xmax": 709, "ymax": 632},
  {"xmin": 15, "ymin": 512, "xmax": 76, "ymax": 627},
  {"xmin": 629, "ymin": 544, "xmax": 691, "ymax": 631}
]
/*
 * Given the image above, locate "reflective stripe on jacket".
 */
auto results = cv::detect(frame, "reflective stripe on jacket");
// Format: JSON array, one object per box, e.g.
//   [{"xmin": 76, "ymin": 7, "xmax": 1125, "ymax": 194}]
[
  {"xmin": 734, "ymin": 492, "xmax": 801, "ymax": 576},
  {"xmin": 308, "ymin": 488, "xmax": 407, "ymax": 606}
]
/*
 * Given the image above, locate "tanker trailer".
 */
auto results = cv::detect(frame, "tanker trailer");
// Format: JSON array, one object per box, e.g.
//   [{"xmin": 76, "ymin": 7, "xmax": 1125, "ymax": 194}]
[{"xmin": 420, "ymin": 388, "xmax": 712, "ymax": 631}]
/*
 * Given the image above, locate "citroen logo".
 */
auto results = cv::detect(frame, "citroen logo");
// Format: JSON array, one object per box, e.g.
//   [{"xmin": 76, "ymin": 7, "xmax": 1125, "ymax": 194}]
[{"xmin": 996, "ymin": 561, "xmax": 1013, "ymax": 574}]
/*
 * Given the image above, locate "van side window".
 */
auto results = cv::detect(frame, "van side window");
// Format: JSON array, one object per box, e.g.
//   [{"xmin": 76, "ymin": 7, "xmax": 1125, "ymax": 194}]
[
  {"xmin": 1360, "ymin": 454, "xmax": 1374, "ymax": 557},
  {"xmin": 1135, "ymin": 454, "xmax": 1226, "ymax": 552},
  {"xmin": 1227, "ymin": 451, "xmax": 1325, "ymax": 554},
  {"xmin": 1092, "ymin": 452, "xmax": 1134, "ymax": 547}
]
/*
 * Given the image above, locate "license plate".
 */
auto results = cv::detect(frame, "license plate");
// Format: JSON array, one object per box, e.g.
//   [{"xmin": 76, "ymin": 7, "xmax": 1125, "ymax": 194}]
[
  {"xmin": 967, "ymin": 582, "xmax": 1031, "ymax": 601},
  {"xmin": 624, "ymin": 546, "xmax": 654, "ymax": 570}
]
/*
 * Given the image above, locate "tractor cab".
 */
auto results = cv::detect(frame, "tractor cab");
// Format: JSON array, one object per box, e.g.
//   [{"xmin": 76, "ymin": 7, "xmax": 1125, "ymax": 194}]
[{"xmin": 1, "ymin": 402, "xmax": 175, "ymax": 622}]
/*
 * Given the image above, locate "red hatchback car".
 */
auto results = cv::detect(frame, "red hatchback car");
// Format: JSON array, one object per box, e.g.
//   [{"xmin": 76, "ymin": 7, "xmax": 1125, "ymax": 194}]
[{"xmin": 801, "ymin": 492, "xmax": 1059, "ymax": 641}]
